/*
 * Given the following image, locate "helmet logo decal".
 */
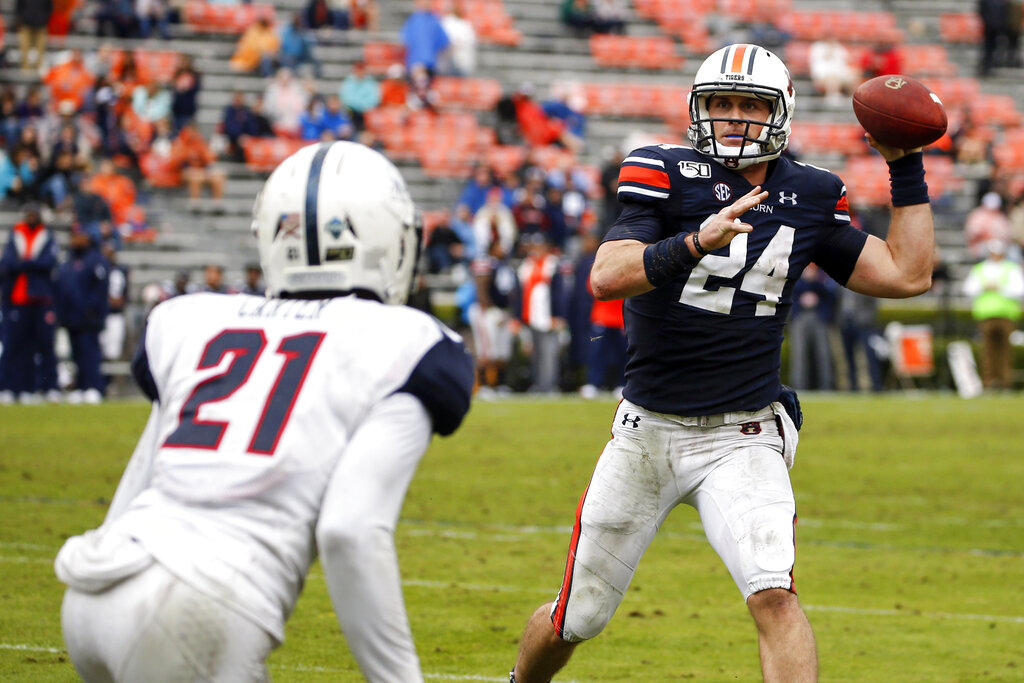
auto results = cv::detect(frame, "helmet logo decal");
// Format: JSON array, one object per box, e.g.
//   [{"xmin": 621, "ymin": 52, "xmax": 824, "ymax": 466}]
[
  {"xmin": 303, "ymin": 143, "xmax": 333, "ymax": 267},
  {"xmin": 275, "ymin": 213, "xmax": 301, "ymax": 240},
  {"xmin": 714, "ymin": 182, "xmax": 732, "ymax": 202},
  {"xmin": 326, "ymin": 216, "xmax": 356, "ymax": 240}
]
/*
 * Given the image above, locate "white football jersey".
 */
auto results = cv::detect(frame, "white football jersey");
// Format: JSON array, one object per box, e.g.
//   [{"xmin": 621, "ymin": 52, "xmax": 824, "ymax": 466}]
[{"xmin": 97, "ymin": 293, "xmax": 474, "ymax": 641}]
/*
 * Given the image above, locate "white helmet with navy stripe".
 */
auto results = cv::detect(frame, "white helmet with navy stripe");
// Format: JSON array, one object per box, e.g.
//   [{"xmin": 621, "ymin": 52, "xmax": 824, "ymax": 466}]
[
  {"xmin": 252, "ymin": 141, "xmax": 420, "ymax": 304},
  {"xmin": 688, "ymin": 43, "xmax": 795, "ymax": 170}
]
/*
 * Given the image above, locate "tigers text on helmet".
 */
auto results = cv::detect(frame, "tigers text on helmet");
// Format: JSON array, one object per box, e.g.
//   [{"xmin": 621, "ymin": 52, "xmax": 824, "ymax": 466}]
[
  {"xmin": 252, "ymin": 141, "xmax": 420, "ymax": 304},
  {"xmin": 687, "ymin": 44, "xmax": 795, "ymax": 170}
]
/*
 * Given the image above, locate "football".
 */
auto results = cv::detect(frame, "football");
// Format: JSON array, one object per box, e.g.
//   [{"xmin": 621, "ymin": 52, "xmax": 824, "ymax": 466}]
[{"xmin": 851, "ymin": 75, "xmax": 948, "ymax": 149}]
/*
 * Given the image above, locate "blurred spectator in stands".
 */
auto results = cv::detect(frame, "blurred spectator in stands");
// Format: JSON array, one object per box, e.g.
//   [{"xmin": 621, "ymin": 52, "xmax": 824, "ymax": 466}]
[
  {"xmin": 95, "ymin": 0, "xmax": 138, "ymax": 38},
  {"xmin": 72, "ymin": 173, "xmax": 114, "ymax": 247},
  {"xmin": 249, "ymin": 95, "xmax": 276, "ymax": 136},
  {"xmin": 132, "ymin": 81, "xmax": 172, "ymax": 123},
  {"xmin": 101, "ymin": 111, "xmax": 142, "ymax": 173},
  {"xmin": 979, "ymin": 0, "xmax": 1010, "ymax": 75},
  {"xmin": 221, "ymin": 91, "xmax": 258, "ymax": 162},
  {"xmin": 1, "ymin": 88, "xmax": 21, "ymax": 145},
  {"xmin": 10, "ymin": 127, "xmax": 43, "ymax": 202},
  {"xmin": 170, "ymin": 55, "xmax": 201, "ymax": 132},
  {"xmin": 598, "ymin": 145, "xmax": 622, "ymax": 235},
  {"xmin": 17, "ymin": 85, "xmax": 47, "ymax": 125},
  {"xmin": 513, "ymin": 83, "xmax": 582, "ymax": 153},
  {"xmin": 263, "ymin": 68, "xmax": 310, "ymax": 136},
  {"xmin": 517, "ymin": 232, "xmax": 566, "ymax": 393},
  {"xmin": 809, "ymin": 38, "xmax": 859, "ymax": 108},
  {"xmin": 0, "ymin": 203, "xmax": 60, "ymax": 403},
  {"xmin": 0, "ymin": 147, "xmax": 21, "ymax": 202},
  {"xmin": 44, "ymin": 49, "xmax": 95, "ymax": 114},
  {"xmin": 593, "ymin": 0, "xmax": 627, "ymax": 34},
  {"xmin": 512, "ymin": 169, "xmax": 549, "ymax": 242},
  {"xmin": 965, "ymin": 191, "xmax": 1015, "ymax": 261},
  {"xmin": 456, "ymin": 163, "xmax": 496, "ymax": 216},
  {"xmin": 836, "ymin": 287, "xmax": 883, "ymax": 392},
  {"xmin": 99, "ymin": 243, "xmax": 128, "ymax": 367},
  {"xmin": 170, "ymin": 122, "xmax": 226, "ymax": 211},
  {"xmin": 339, "ymin": 61, "xmax": 380, "ymax": 133},
  {"xmin": 305, "ymin": 0, "xmax": 346, "ymax": 29},
  {"xmin": 300, "ymin": 95, "xmax": 354, "ymax": 141},
  {"xmin": 473, "ymin": 186, "xmax": 518, "ymax": 259},
  {"xmin": 280, "ymin": 12, "xmax": 321, "ymax": 78},
  {"xmin": 90, "ymin": 75, "xmax": 118, "ymax": 141},
  {"xmin": 406, "ymin": 63, "xmax": 440, "ymax": 112},
  {"xmin": 493, "ymin": 88, "xmax": 521, "ymax": 146},
  {"xmin": 561, "ymin": 0, "xmax": 595, "ymax": 36},
  {"xmin": 577, "ymin": 231, "xmax": 626, "ymax": 399},
  {"xmin": 229, "ymin": 16, "xmax": 280, "ymax": 77},
  {"xmin": 542, "ymin": 82, "xmax": 587, "ymax": 136},
  {"xmin": 57, "ymin": 228, "xmax": 110, "ymax": 403},
  {"xmin": 239, "ymin": 262, "xmax": 264, "ymax": 296},
  {"xmin": 379, "ymin": 63, "xmax": 409, "ymax": 107},
  {"xmin": 349, "ymin": 0, "xmax": 379, "ymax": 30},
  {"xmin": 137, "ymin": 0, "xmax": 170, "ymax": 39},
  {"xmin": 87, "ymin": 157, "xmax": 137, "ymax": 233},
  {"xmin": 200, "ymin": 264, "xmax": 233, "ymax": 294},
  {"xmin": 788, "ymin": 262, "xmax": 838, "ymax": 391},
  {"xmin": 39, "ymin": 148, "xmax": 80, "ymax": 215},
  {"xmin": 1007, "ymin": 0, "xmax": 1024, "ymax": 68},
  {"xmin": 425, "ymin": 216, "xmax": 467, "ymax": 274},
  {"xmin": 164, "ymin": 269, "xmax": 194, "ymax": 298},
  {"xmin": 16, "ymin": 0, "xmax": 52, "ymax": 72},
  {"xmin": 401, "ymin": 0, "xmax": 450, "ymax": 77},
  {"xmin": 948, "ymin": 107, "xmax": 991, "ymax": 165},
  {"xmin": 468, "ymin": 234, "xmax": 517, "ymax": 396},
  {"xmin": 1009, "ymin": 190, "xmax": 1024, "ymax": 255},
  {"xmin": 860, "ymin": 41, "xmax": 903, "ymax": 80},
  {"xmin": 964, "ymin": 239, "xmax": 1023, "ymax": 390},
  {"xmin": 440, "ymin": 3, "xmax": 477, "ymax": 76},
  {"xmin": 543, "ymin": 184, "xmax": 569, "ymax": 251}
]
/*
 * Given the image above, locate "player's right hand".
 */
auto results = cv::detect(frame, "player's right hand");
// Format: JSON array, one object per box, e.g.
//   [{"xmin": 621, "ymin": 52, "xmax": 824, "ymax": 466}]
[{"xmin": 697, "ymin": 186, "xmax": 768, "ymax": 252}]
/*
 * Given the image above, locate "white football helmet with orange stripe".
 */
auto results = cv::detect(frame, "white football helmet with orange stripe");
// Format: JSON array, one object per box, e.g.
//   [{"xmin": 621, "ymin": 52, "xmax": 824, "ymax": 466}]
[{"xmin": 688, "ymin": 44, "xmax": 795, "ymax": 170}]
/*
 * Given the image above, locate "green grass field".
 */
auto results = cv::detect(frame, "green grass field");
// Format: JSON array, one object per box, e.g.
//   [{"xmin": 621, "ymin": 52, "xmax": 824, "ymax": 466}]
[{"xmin": 2, "ymin": 394, "xmax": 1022, "ymax": 682}]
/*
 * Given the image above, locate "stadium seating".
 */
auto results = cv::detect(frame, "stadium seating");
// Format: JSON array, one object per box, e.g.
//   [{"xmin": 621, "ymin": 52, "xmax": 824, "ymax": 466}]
[
  {"xmin": 183, "ymin": 1, "xmax": 276, "ymax": 33},
  {"xmin": 107, "ymin": 49, "xmax": 183, "ymax": 84},
  {"xmin": 789, "ymin": 122, "xmax": 868, "ymax": 157},
  {"xmin": 243, "ymin": 137, "xmax": 316, "ymax": 172},
  {"xmin": 464, "ymin": 0, "xmax": 522, "ymax": 46},
  {"xmin": 776, "ymin": 10, "xmax": 904, "ymax": 44},
  {"xmin": 938, "ymin": 13, "xmax": 982, "ymax": 44},
  {"xmin": 589, "ymin": 35, "xmax": 683, "ymax": 70},
  {"xmin": 432, "ymin": 76, "xmax": 503, "ymax": 110},
  {"xmin": 363, "ymin": 42, "xmax": 405, "ymax": 74}
]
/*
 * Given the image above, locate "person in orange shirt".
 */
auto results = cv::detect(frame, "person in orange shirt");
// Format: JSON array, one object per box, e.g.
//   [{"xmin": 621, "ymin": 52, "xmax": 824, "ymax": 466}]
[
  {"xmin": 229, "ymin": 17, "xmax": 281, "ymax": 77},
  {"xmin": 170, "ymin": 121, "xmax": 226, "ymax": 210},
  {"xmin": 87, "ymin": 157, "xmax": 137, "ymax": 230},
  {"xmin": 43, "ymin": 49, "xmax": 95, "ymax": 113}
]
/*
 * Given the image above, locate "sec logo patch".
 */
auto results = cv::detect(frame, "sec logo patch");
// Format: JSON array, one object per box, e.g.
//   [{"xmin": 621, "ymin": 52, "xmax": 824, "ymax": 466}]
[{"xmin": 714, "ymin": 182, "xmax": 732, "ymax": 202}]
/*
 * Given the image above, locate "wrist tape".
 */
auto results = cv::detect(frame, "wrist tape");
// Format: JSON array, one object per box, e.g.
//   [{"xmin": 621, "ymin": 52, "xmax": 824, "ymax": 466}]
[
  {"xmin": 643, "ymin": 232, "xmax": 699, "ymax": 287},
  {"xmin": 887, "ymin": 152, "xmax": 929, "ymax": 207}
]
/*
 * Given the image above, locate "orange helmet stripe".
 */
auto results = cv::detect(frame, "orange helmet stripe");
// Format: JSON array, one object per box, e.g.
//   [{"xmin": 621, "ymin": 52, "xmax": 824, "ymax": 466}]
[{"xmin": 730, "ymin": 44, "xmax": 748, "ymax": 73}]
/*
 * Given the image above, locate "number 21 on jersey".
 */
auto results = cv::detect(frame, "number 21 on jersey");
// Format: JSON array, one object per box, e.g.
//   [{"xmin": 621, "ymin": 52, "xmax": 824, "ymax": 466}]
[
  {"xmin": 163, "ymin": 329, "xmax": 326, "ymax": 455},
  {"xmin": 679, "ymin": 225, "xmax": 794, "ymax": 316}
]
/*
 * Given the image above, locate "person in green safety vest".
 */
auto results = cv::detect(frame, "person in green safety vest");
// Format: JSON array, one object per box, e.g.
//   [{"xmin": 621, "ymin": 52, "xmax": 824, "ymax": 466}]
[{"xmin": 963, "ymin": 239, "xmax": 1024, "ymax": 390}]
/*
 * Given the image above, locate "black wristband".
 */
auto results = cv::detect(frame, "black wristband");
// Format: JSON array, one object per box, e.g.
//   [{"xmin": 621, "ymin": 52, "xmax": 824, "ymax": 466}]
[
  {"xmin": 643, "ymin": 232, "xmax": 700, "ymax": 287},
  {"xmin": 691, "ymin": 230, "xmax": 710, "ymax": 256},
  {"xmin": 887, "ymin": 151, "xmax": 929, "ymax": 207}
]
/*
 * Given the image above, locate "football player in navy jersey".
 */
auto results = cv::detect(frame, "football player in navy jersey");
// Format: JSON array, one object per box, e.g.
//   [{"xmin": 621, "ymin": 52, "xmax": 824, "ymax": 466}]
[{"xmin": 511, "ymin": 44, "xmax": 934, "ymax": 683}]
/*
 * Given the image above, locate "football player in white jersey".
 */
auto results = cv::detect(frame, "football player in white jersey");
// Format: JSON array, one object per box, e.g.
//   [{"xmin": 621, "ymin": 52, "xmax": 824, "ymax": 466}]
[
  {"xmin": 55, "ymin": 141, "xmax": 475, "ymax": 683},
  {"xmin": 511, "ymin": 44, "xmax": 935, "ymax": 682}
]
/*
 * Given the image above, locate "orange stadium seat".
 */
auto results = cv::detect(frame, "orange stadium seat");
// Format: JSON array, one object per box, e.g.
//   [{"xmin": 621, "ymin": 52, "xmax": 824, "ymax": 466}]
[
  {"xmin": 431, "ymin": 77, "xmax": 503, "ymax": 110},
  {"xmin": 920, "ymin": 77, "xmax": 981, "ymax": 110},
  {"xmin": 589, "ymin": 35, "xmax": 683, "ymax": 70},
  {"xmin": 841, "ymin": 156, "xmax": 890, "ymax": 207},
  {"xmin": 464, "ymin": 0, "xmax": 521, "ymax": 46},
  {"xmin": 776, "ymin": 10, "xmax": 903, "ymax": 43},
  {"xmin": 900, "ymin": 45, "xmax": 957, "ymax": 78},
  {"xmin": 717, "ymin": 0, "xmax": 792, "ymax": 24},
  {"xmin": 363, "ymin": 42, "xmax": 405, "ymax": 75},
  {"xmin": 243, "ymin": 138, "xmax": 315, "ymax": 171},
  {"xmin": 789, "ymin": 122, "xmax": 867, "ymax": 157},
  {"xmin": 993, "ymin": 129, "xmax": 1024, "ymax": 171},
  {"xmin": 184, "ymin": 1, "xmax": 276, "ymax": 33},
  {"xmin": 486, "ymin": 145, "xmax": 527, "ymax": 176},
  {"xmin": 139, "ymin": 152, "xmax": 181, "ymax": 188},
  {"xmin": 108, "ymin": 49, "xmax": 182, "ymax": 84},
  {"xmin": 969, "ymin": 94, "xmax": 1022, "ymax": 128},
  {"xmin": 939, "ymin": 13, "xmax": 982, "ymax": 44}
]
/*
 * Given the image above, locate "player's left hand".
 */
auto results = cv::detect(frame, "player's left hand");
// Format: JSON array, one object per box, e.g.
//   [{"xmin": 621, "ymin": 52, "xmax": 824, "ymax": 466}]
[{"xmin": 865, "ymin": 134, "xmax": 923, "ymax": 162}]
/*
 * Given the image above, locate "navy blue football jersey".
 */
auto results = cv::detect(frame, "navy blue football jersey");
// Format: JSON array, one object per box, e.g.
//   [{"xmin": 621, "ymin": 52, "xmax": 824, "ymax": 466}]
[{"xmin": 605, "ymin": 145, "xmax": 869, "ymax": 415}]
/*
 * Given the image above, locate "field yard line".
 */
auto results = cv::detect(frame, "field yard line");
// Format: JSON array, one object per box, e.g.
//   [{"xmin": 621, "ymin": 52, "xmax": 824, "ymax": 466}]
[
  {"xmin": 0, "ymin": 555, "xmax": 54, "ymax": 564},
  {"xmin": 0, "ymin": 643, "xmax": 62, "ymax": 654}
]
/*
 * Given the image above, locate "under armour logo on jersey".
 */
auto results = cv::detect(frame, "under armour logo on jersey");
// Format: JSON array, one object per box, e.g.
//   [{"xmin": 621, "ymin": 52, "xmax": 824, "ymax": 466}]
[
  {"xmin": 779, "ymin": 191, "xmax": 798, "ymax": 205},
  {"xmin": 621, "ymin": 413, "xmax": 641, "ymax": 428},
  {"xmin": 714, "ymin": 182, "xmax": 732, "ymax": 202}
]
